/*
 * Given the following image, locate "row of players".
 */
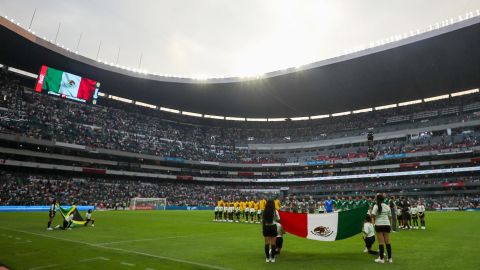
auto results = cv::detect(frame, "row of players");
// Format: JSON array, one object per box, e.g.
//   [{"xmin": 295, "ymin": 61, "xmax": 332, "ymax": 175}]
[
  {"xmin": 394, "ymin": 199, "xmax": 427, "ymax": 230},
  {"xmin": 214, "ymin": 195, "xmax": 427, "ymax": 229},
  {"xmin": 213, "ymin": 196, "xmax": 361, "ymax": 223},
  {"xmin": 214, "ymin": 198, "xmax": 281, "ymax": 223},
  {"xmin": 214, "ymin": 196, "xmax": 379, "ymax": 223},
  {"xmin": 283, "ymin": 196, "xmax": 372, "ymax": 213}
]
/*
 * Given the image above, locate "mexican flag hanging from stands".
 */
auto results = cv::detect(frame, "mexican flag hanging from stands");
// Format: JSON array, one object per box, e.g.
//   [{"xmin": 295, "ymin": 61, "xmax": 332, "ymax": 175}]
[
  {"xmin": 58, "ymin": 205, "xmax": 86, "ymax": 227},
  {"xmin": 35, "ymin": 65, "xmax": 98, "ymax": 101},
  {"xmin": 278, "ymin": 206, "xmax": 368, "ymax": 241}
]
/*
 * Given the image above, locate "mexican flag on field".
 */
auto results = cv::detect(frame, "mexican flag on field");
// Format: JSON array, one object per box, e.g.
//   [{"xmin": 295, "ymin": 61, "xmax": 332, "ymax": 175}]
[
  {"xmin": 35, "ymin": 65, "xmax": 98, "ymax": 101},
  {"xmin": 278, "ymin": 206, "xmax": 368, "ymax": 241},
  {"xmin": 59, "ymin": 205, "xmax": 86, "ymax": 227}
]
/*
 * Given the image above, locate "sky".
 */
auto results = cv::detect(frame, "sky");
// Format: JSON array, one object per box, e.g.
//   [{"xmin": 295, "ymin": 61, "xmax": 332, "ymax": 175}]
[{"xmin": 1, "ymin": 0, "xmax": 479, "ymax": 77}]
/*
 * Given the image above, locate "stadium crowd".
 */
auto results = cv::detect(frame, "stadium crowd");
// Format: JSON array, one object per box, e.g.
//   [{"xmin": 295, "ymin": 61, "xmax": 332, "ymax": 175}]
[
  {"xmin": 0, "ymin": 71, "xmax": 479, "ymax": 164},
  {"xmin": 0, "ymin": 172, "xmax": 276, "ymax": 208},
  {"xmin": 290, "ymin": 176, "xmax": 480, "ymax": 192},
  {"xmin": 0, "ymin": 172, "xmax": 478, "ymax": 210}
]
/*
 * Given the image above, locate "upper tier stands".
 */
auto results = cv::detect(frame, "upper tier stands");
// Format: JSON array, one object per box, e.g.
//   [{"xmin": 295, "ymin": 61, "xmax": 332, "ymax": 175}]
[{"xmin": 0, "ymin": 70, "xmax": 479, "ymax": 164}]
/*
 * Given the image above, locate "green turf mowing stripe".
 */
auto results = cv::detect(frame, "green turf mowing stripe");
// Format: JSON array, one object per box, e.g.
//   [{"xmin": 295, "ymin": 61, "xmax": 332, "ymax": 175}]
[
  {"xmin": 96, "ymin": 226, "xmax": 257, "ymax": 246},
  {"xmin": 0, "ymin": 226, "xmax": 232, "ymax": 270}
]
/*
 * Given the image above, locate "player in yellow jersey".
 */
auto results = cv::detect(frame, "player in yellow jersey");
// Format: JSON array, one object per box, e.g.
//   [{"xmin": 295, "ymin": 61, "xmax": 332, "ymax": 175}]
[
  {"xmin": 224, "ymin": 202, "xmax": 229, "ymax": 222},
  {"xmin": 240, "ymin": 200, "xmax": 246, "ymax": 221},
  {"xmin": 244, "ymin": 200, "xmax": 250, "ymax": 223},
  {"xmin": 228, "ymin": 202, "xmax": 234, "ymax": 222},
  {"xmin": 244, "ymin": 200, "xmax": 249, "ymax": 222},
  {"xmin": 215, "ymin": 197, "xmax": 224, "ymax": 221},
  {"xmin": 254, "ymin": 201, "xmax": 261, "ymax": 223},
  {"xmin": 249, "ymin": 200, "xmax": 255, "ymax": 223},
  {"xmin": 274, "ymin": 198, "xmax": 281, "ymax": 211},
  {"xmin": 223, "ymin": 201, "xmax": 229, "ymax": 222},
  {"xmin": 259, "ymin": 198, "xmax": 267, "ymax": 223},
  {"xmin": 234, "ymin": 201, "xmax": 240, "ymax": 222}
]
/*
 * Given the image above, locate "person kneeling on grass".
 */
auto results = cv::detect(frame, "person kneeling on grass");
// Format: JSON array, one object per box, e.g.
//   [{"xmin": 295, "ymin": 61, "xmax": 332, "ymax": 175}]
[
  {"xmin": 274, "ymin": 223, "xmax": 285, "ymax": 255},
  {"xmin": 362, "ymin": 215, "xmax": 378, "ymax": 255},
  {"xmin": 55, "ymin": 213, "xmax": 74, "ymax": 230},
  {"xmin": 84, "ymin": 209, "xmax": 95, "ymax": 227}
]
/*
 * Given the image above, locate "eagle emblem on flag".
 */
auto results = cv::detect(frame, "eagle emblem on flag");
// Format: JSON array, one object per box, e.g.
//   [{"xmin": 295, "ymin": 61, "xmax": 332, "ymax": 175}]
[{"xmin": 311, "ymin": 225, "xmax": 334, "ymax": 237}]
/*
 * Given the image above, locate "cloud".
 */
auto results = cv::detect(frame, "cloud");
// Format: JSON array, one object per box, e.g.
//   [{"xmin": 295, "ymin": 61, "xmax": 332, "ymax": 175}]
[{"xmin": 1, "ymin": 0, "xmax": 479, "ymax": 76}]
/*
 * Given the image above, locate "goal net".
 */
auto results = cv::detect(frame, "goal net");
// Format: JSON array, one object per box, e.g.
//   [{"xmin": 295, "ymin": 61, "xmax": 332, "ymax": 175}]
[{"xmin": 130, "ymin": 197, "xmax": 167, "ymax": 210}]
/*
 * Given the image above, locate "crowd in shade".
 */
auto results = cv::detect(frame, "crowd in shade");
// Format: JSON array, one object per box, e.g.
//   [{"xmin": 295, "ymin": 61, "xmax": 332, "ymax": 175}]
[
  {"xmin": 1, "ymin": 72, "xmax": 480, "ymax": 164},
  {"xmin": 0, "ymin": 172, "xmax": 276, "ymax": 208},
  {"xmin": 0, "ymin": 172, "xmax": 478, "ymax": 209},
  {"xmin": 290, "ymin": 176, "xmax": 480, "ymax": 193}
]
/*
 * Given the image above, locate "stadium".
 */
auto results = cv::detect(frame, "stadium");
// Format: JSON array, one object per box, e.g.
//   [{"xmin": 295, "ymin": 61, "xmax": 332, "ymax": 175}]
[{"xmin": 0, "ymin": 1, "xmax": 479, "ymax": 270}]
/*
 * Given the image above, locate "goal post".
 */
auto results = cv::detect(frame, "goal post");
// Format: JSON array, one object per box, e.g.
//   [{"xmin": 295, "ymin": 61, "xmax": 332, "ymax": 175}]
[{"xmin": 130, "ymin": 197, "xmax": 167, "ymax": 210}]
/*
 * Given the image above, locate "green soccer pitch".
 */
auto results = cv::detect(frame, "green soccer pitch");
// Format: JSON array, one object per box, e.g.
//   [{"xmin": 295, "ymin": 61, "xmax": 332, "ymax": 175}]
[{"xmin": 0, "ymin": 211, "xmax": 478, "ymax": 270}]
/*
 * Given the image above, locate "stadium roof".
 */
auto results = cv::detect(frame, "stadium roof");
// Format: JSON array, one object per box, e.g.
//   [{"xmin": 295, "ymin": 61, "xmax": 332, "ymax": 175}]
[{"xmin": 0, "ymin": 16, "xmax": 479, "ymax": 118}]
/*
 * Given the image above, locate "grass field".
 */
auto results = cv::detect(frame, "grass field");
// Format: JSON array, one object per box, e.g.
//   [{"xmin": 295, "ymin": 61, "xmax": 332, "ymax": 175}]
[{"xmin": 0, "ymin": 211, "xmax": 478, "ymax": 270}]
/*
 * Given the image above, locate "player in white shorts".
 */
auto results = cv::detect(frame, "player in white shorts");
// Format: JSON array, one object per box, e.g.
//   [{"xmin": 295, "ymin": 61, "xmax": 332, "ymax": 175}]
[
  {"xmin": 250, "ymin": 205, "xmax": 256, "ymax": 223},
  {"xmin": 245, "ymin": 206, "xmax": 250, "ymax": 223},
  {"xmin": 417, "ymin": 201, "xmax": 426, "ymax": 230},
  {"xmin": 234, "ymin": 201, "xmax": 240, "ymax": 222},
  {"xmin": 214, "ymin": 206, "xmax": 219, "ymax": 221},
  {"xmin": 410, "ymin": 203, "xmax": 419, "ymax": 229},
  {"xmin": 396, "ymin": 207, "xmax": 402, "ymax": 229},
  {"xmin": 223, "ymin": 204, "xmax": 228, "ymax": 222},
  {"xmin": 228, "ymin": 203, "xmax": 234, "ymax": 222}
]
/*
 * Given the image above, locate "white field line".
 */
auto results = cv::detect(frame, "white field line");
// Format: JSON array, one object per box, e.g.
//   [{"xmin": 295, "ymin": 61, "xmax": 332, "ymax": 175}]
[
  {"xmin": 0, "ymin": 227, "xmax": 233, "ymax": 270},
  {"xmin": 96, "ymin": 225, "xmax": 257, "ymax": 246},
  {"xmin": 79, "ymin": 257, "xmax": 110, "ymax": 262},
  {"xmin": 120, "ymin": 262, "xmax": 135, "ymax": 267},
  {"xmin": 28, "ymin": 264, "xmax": 58, "ymax": 270},
  {"xmin": 96, "ymin": 235, "xmax": 189, "ymax": 246}
]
